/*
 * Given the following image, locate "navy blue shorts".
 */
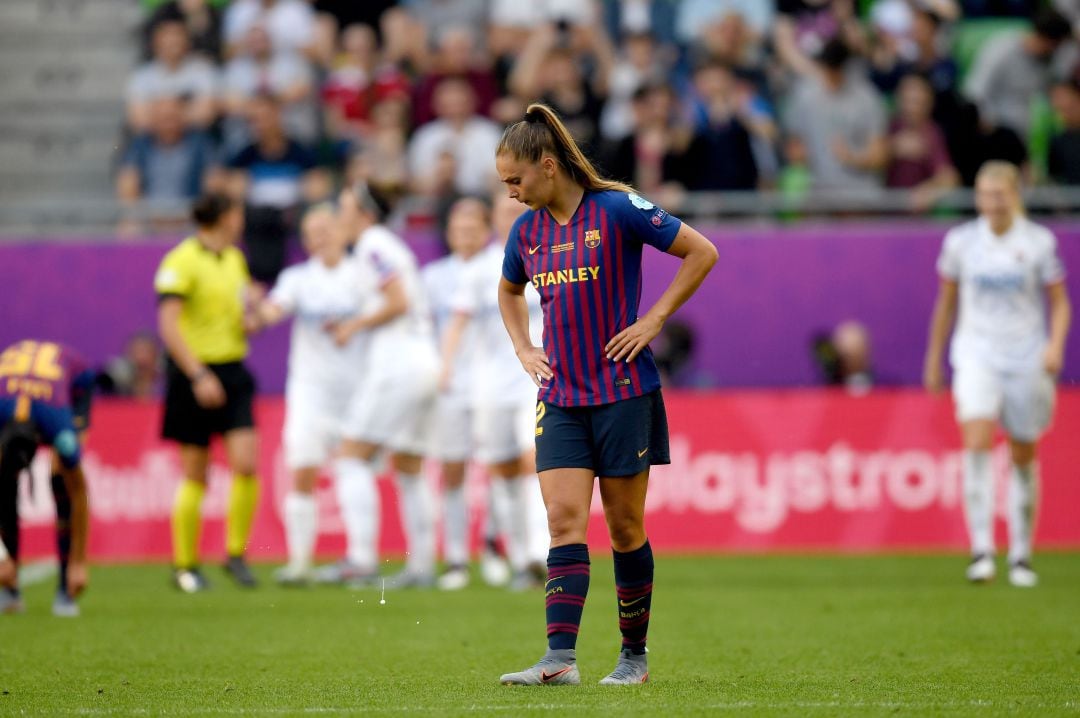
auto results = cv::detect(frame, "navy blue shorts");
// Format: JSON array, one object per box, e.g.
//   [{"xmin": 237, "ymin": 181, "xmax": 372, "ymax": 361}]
[
  {"xmin": 0, "ymin": 397, "xmax": 81, "ymax": 468},
  {"xmin": 534, "ymin": 390, "xmax": 670, "ymax": 477}
]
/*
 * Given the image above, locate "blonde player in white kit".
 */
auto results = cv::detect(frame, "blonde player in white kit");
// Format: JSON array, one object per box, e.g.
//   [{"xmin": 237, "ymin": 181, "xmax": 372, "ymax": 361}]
[
  {"xmin": 924, "ymin": 161, "xmax": 1072, "ymax": 588},
  {"xmin": 252, "ymin": 206, "xmax": 374, "ymax": 585},
  {"xmin": 331, "ymin": 182, "xmax": 441, "ymax": 588},
  {"xmin": 422, "ymin": 200, "xmax": 488, "ymax": 590},
  {"xmin": 441, "ymin": 195, "xmax": 549, "ymax": 590}
]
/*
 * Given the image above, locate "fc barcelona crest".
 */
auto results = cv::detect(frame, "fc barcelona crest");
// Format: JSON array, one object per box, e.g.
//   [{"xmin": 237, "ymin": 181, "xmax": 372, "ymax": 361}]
[{"xmin": 584, "ymin": 229, "xmax": 602, "ymax": 249}]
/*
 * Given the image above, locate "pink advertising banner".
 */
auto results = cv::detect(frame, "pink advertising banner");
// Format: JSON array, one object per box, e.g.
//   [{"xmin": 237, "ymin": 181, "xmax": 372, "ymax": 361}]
[{"xmin": 13, "ymin": 389, "xmax": 1080, "ymax": 561}]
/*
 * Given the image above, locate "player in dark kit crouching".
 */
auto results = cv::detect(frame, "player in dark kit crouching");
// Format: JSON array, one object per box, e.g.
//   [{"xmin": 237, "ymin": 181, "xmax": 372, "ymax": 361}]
[{"xmin": 0, "ymin": 340, "xmax": 93, "ymax": 616}]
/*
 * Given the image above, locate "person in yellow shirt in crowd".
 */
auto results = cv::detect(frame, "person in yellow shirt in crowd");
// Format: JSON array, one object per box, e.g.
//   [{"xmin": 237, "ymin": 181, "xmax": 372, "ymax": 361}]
[{"xmin": 154, "ymin": 192, "xmax": 262, "ymax": 592}]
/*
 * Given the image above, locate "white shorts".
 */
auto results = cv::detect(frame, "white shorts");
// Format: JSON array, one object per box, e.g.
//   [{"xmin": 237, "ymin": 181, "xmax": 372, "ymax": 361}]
[
  {"xmin": 429, "ymin": 397, "xmax": 473, "ymax": 463},
  {"xmin": 952, "ymin": 363, "xmax": 1056, "ymax": 442},
  {"xmin": 474, "ymin": 402, "xmax": 535, "ymax": 465},
  {"xmin": 343, "ymin": 365, "xmax": 438, "ymax": 456},
  {"xmin": 283, "ymin": 379, "xmax": 354, "ymax": 470}
]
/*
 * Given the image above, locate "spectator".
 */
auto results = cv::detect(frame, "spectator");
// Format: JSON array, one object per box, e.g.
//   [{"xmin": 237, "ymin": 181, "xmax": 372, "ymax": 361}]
[
  {"xmin": 599, "ymin": 31, "xmax": 667, "ymax": 143},
  {"xmin": 602, "ymin": 83, "xmax": 693, "ymax": 200},
  {"xmin": 223, "ymin": 0, "xmax": 318, "ymax": 59},
  {"xmin": 683, "ymin": 63, "xmax": 761, "ymax": 191},
  {"xmin": 675, "ymin": 0, "xmax": 774, "ymax": 46},
  {"xmin": 688, "ymin": 11, "xmax": 770, "ymax": 88},
  {"xmin": 963, "ymin": 9, "xmax": 1073, "ymax": 138},
  {"xmin": 773, "ymin": 0, "xmax": 865, "ymax": 78},
  {"xmin": 127, "ymin": 18, "xmax": 218, "ymax": 132},
  {"xmin": 226, "ymin": 94, "xmax": 329, "ymax": 281},
  {"xmin": 1048, "ymin": 76, "xmax": 1080, "ymax": 185},
  {"xmin": 601, "ymin": 0, "xmax": 679, "ymax": 47},
  {"xmin": 952, "ymin": 104, "xmax": 1030, "ymax": 186},
  {"xmin": 222, "ymin": 24, "xmax": 319, "ymax": 151},
  {"xmin": 345, "ymin": 98, "xmax": 412, "ymax": 204},
  {"xmin": 402, "ymin": 0, "xmax": 488, "ymax": 46},
  {"xmin": 817, "ymin": 320, "xmax": 873, "ymax": 395},
  {"xmin": 142, "ymin": 0, "xmax": 224, "ymax": 63},
  {"xmin": 99, "ymin": 332, "xmax": 164, "ymax": 399},
  {"xmin": 886, "ymin": 73, "xmax": 959, "ymax": 212},
  {"xmin": 407, "ymin": 78, "xmax": 503, "ymax": 197},
  {"xmin": 909, "ymin": 7, "xmax": 961, "ymax": 101},
  {"xmin": 411, "ymin": 26, "xmax": 500, "ymax": 127},
  {"xmin": 509, "ymin": 22, "xmax": 615, "ymax": 154},
  {"xmin": 117, "ymin": 96, "xmax": 219, "ymax": 209},
  {"xmin": 322, "ymin": 24, "xmax": 411, "ymax": 143},
  {"xmin": 783, "ymin": 39, "xmax": 888, "ymax": 192}
]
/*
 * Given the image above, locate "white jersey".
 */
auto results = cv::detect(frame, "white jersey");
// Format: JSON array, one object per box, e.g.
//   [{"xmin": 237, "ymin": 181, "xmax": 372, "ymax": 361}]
[
  {"xmin": 353, "ymin": 224, "xmax": 438, "ymax": 379},
  {"xmin": 423, "ymin": 253, "xmax": 482, "ymax": 404},
  {"xmin": 269, "ymin": 256, "xmax": 370, "ymax": 386},
  {"xmin": 937, "ymin": 216, "xmax": 1066, "ymax": 372},
  {"xmin": 452, "ymin": 242, "xmax": 543, "ymax": 407}
]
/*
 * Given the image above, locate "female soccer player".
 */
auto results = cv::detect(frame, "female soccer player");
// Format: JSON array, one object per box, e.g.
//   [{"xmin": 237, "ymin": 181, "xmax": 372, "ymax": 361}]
[
  {"xmin": 924, "ymin": 161, "xmax": 1071, "ymax": 588},
  {"xmin": 155, "ymin": 193, "xmax": 263, "ymax": 592},
  {"xmin": 251, "ymin": 205, "xmax": 371, "ymax": 585},
  {"xmin": 495, "ymin": 104, "xmax": 717, "ymax": 685},
  {"xmin": 438, "ymin": 196, "xmax": 549, "ymax": 592},
  {"xmin": 331, "ymin": 182, "xmax": 441, "ymax": 588}
]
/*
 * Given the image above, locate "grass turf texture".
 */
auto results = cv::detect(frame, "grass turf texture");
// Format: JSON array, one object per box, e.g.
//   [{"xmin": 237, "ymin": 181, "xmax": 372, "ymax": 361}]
[{"xmin": 2, "ymin": 555, "xmax": 1079, "ymax": 717}]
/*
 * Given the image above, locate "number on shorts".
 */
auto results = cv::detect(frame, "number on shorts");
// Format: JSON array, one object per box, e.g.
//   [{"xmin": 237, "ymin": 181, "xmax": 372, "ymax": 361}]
[{"xmin": 535, "ymin": 401, "xmax": 545, "ymax": 437}]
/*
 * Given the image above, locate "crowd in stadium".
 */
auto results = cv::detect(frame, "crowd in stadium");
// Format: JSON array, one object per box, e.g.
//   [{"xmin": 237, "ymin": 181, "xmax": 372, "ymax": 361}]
[{"xmin": 118, "ymin": 0, "xmax": 1080, "ymax": 236}]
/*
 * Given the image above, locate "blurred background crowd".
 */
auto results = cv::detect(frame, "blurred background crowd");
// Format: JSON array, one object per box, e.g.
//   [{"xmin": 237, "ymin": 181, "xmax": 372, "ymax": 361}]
[{"xmin": 117, "ymin": 0, "xmax": 1080, "ymax": 243}]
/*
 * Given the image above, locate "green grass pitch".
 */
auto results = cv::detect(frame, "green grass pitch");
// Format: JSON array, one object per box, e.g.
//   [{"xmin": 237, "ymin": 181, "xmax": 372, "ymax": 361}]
[{"xmin": 2, "ymin": 554, "xmax": 1079, "ymax": 716}]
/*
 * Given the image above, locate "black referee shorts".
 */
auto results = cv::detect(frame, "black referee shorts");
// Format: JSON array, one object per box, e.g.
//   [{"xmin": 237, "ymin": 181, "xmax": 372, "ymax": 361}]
[
  {"xmin": 535, "ymin": 390, "xmax": 670, "ymax": 477},
  {"xmin": 162, "ymin": 360, "xmax": 256, "ymax": 447}
]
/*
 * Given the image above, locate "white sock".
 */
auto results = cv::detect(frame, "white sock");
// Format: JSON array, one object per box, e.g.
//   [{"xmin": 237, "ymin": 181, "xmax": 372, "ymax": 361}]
[
  {"xmin": 283, "ymin": 491, "xmax": 318, "ymax": 572},
  {"xmin": 443, "ymin": 485, "xmax": 469, "ymax": 567},
  {"xmin": 396, "ymin": 472, "xmax": 436, "ymax": 575},
  {"xmin": 333, "ymin": 457, "xmax": 379, "ymax": 571},
  {"xmin": 963, "ymin": 450, "xmax": 995, "ymax": 556},
  {"xmin": 1007, "ymin": 462, "xmax": 1038, "ymax": 564},
  {"xmin": 498, "ymin": 475, "xmax": 529, "ymax": 570},
  {"xmin": 490, "ymin": 478, "xmax": 528, "ymax": 571},
  {"xmin": 522, "ymin": 474, "xmax": 550, "ymax": 562}
]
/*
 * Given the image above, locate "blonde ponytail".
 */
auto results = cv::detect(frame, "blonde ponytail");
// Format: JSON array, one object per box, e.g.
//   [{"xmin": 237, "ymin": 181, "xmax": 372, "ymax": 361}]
[{"xmin": 497, "ymin": 103, "xmax": 635, "ymax": 195}]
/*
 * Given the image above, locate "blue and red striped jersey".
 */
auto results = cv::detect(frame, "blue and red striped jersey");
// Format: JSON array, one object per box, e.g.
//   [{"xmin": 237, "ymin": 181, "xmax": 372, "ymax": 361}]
[
  {"xmin": 0, "ymin": 340, "xmax": 95, "ymax": 424},
  {"xmin": 502, "ymin": 190, "xmax": 681, "ymax": 407}
]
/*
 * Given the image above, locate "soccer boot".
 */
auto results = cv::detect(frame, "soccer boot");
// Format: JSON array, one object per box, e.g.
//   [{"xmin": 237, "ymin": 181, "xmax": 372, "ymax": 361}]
[
  {"xmin": 1008, "ymin": 560, "xmax": 1038, "ymax": 588},
  {"xmin": 965, "ymin": 553, "xmax": 996, "ymax": 583},
  {"xmin": 173, "ymin": 567, "xmax": 210, "ymax": 593},
  {"xmin": 436, "ymin": 565, "xmax": 470, "ymax": 591},
  {"xmin": 0, "ymin": 587, "xmax": 25, "ymax": 615},
  {"xmin": 313, "ymin": 559, "xmax": 376, "ymax": 586},
  {"xmin": 52, "ymin": 589, "xmax": 80, "ymax": 618},
  {"xmin": 224, "ymin": 555, "xmax": 258, "ymax": 588},
  {"xmin": 500, "ymin": 649, "xmax": 580, "ymax": 686},
  {"xmin": 598, "ymin": 648, "xmax": 649, "ymax": 685},
  {"xmin": 274, "ymin": 564, "xmax": 312, "ymax": 587}
]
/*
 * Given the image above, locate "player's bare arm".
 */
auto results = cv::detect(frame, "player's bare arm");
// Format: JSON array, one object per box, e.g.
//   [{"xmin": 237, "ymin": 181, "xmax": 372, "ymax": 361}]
[
  {"xmin": 923, "ymin": 278, "xmax": 959, "ymax": 393},
  {"xmin": 498, "ymin": 276, "xmax": 551, "ymax": 387},
  {"xmin": 1044, "ymin": 281, "xmax": 1072, "ymax": 376},
  {"xmin": 606, "ymin": 222, "xmax": 718, "ymax": 363},
  {"xmin": 331, "ymin": 276, "xmax": 409, "ymax": 347}
]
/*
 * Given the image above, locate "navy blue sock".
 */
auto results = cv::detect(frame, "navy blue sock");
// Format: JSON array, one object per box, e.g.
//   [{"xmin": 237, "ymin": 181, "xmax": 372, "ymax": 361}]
[
  {"xmin": 614, "ymin": 540, "xmax": 653, "ymax": 655},
  {"xmin": 545, "ymin": 544, "xmax": 590, "ymax": 651}
]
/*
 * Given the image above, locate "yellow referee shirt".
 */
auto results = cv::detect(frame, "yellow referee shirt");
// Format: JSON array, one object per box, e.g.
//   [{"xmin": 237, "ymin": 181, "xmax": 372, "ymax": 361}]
[{"xmin": 154, "ymin": 237, "xmax": 250, "ymax": 364}]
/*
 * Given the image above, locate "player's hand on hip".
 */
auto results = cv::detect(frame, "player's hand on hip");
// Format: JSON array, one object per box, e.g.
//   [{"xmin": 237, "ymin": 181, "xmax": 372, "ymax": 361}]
[
  {"xmin": 517, "ymin": 345, "xmax": 553, "ymax": 387},
  {"xmin": 1043, "ymin": 345, "xmax": 1064, "ymax": 376},
  {"xmin": 193, "ymin": 372, "xmax": 227, "ymax": 409},
  {"xmin": 606, "ymin": 315, "xmax": 663, "ymax": 363},
  {"xmin": 66, "ymin": 561, "xmax": 88, "ymax": 598}
]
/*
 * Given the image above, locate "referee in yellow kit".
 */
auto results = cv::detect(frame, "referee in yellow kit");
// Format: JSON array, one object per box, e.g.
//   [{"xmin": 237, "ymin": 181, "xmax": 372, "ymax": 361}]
[{"xmin": 154, "ymin": 192, "xmax": 262, "ymax": 592}]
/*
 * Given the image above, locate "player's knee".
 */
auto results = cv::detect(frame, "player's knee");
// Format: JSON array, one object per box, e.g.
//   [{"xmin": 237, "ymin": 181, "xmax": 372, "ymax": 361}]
[
  {"xmin": 545, "ymin": 502, "xmax": 588, "ymax": 544},
  {"xmin": 607, "ymin": 518, "xmax": 645, "ymax": 553},
  {"xmin": 1009, "ymin": 441, "xmax": 1037, "ymax": 466}
]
